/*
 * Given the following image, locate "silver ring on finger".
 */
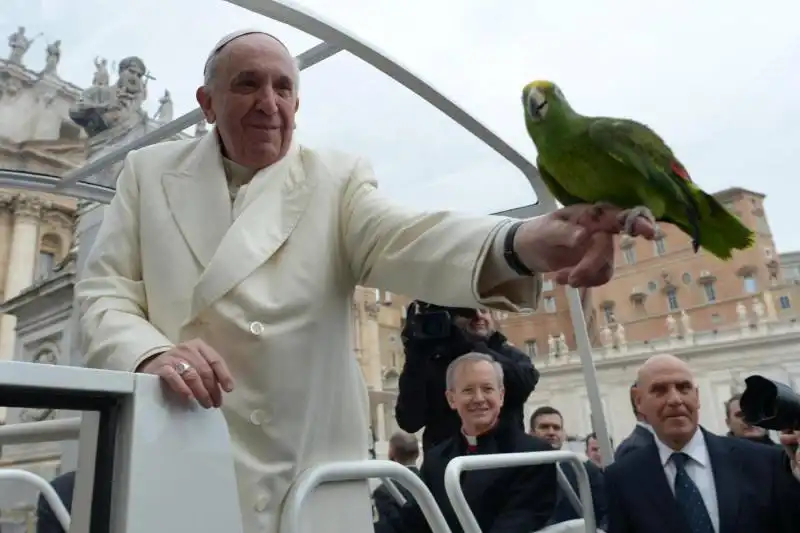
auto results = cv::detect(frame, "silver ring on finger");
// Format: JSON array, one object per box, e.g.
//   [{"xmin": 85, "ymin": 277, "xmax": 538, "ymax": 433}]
[{"xmin": 174, "ymin": 360, "xmax": 192, "ymax": 376}]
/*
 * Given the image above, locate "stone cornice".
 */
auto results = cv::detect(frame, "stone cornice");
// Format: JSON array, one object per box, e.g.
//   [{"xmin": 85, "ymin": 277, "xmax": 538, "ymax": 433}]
[
  {"xmin": 0, "ymin": 137, "xmax": 86, "ymax": 172},
  {"xmin": 11, "ymin": 195, "xmax": 44, "ymax": 222},
  {"xmin": 0, "ymin": 192, "xmax": 76, "ymax": 224}
]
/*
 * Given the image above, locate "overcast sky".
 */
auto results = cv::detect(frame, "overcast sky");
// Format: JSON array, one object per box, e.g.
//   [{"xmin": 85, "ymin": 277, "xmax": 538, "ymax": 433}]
[{"xmin": 4, "ymin": 0, "xmax": 800, "ymax": 251}]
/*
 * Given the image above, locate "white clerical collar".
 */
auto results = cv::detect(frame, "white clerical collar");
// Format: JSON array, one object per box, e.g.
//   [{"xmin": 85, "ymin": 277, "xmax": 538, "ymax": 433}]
[{"xmin": 655, "ymin": 427, "xmax": 709, "ymax": 468}]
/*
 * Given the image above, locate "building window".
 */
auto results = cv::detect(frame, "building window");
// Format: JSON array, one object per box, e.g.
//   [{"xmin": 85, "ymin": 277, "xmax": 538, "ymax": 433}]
[
  {"xmin": 36, "ymin": 251, "xmax": 55, "ymax": 280},
  {"xmin": 524, "ymin": 340, "xmax": 537, "ymax": 358},
  {"xmin": 682, "ymin": 272, "xmax": 692, "ymax": 284},
  {"xmin": 542, "ymin": 279, "xmax": 553, "ymax": 291},
  {"xmin": 647, "ymin": 281, "xmax": 657, "ymax": 293},
  {"xmin": 601, "ymin": 304, "xmax": 615, "ymax": 324},
  {"xmin": 779, "ymin": 295, "xmax": 791, "ymax": 309},
  {"xmin": 543, "ymin": 296, "xmax": 556, "ymax": 313},
  {"xmin": 666, "ymin": 287, "xmax": 679, "ymax": 311},
  {"xmin": 742, "ymin": 274, "xmax": 757, "ymax": 294},
  {"xmin": 701, "ymin": 281, "xmax": 717, "ymax": 303},
  {"xmin": 623, "ymin": 247, "xmax": 636, "ymax": 265},
  {"xmin": 654, "ymin": 238, "xmax": 666, "ymax": 256}
]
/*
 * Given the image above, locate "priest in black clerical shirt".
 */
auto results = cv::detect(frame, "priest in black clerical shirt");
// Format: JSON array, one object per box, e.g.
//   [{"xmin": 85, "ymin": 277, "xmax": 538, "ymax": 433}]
[{"xmin": 375, "ymin": 352, "xmax": 557, "ymax": 533}]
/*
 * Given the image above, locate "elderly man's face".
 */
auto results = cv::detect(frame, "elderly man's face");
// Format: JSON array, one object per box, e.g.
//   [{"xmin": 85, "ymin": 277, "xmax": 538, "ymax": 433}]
[
  {"xmin": 446, "ymin": 360, "xmax": 504, "ymax": 435},
  {"xmin": 197, "ymin": 34, "xmax": 298, "ymax": 169},
  {"xmin": 636, "ymin": 356, "xmax": 700, "ymax": 449}
]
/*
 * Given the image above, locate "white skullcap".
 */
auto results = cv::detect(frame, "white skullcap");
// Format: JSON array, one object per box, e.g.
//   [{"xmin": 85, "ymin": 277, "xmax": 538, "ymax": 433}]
[{"xmin": 203, "ymin": 29, "xmax": 291, "ymax": 76}]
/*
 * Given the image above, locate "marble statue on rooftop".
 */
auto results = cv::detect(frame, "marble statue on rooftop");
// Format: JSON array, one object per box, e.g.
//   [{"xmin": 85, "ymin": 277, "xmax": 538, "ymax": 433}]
[
  {"xmin": 7, "ymin": 26, "xmax": 33, "ymax": 65},
  {"xmin": 42, "ymin": 40, "xmax": 61, "ymax": 75},
  {"xmin": 69, "ymin": 55, "xmax": 149, "ymax": 137}
]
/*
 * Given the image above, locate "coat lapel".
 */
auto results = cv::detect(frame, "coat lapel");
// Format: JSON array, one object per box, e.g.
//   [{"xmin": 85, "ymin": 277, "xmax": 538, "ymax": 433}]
[
  {"xmin": 704, "ymin": 430, "xmax": 740, "ymax": 533},
  {"xmin": 161, "ymin": 132, "xmax": 232, "ymax": 267},
  {"xmin": 637, "ymin": 444, "xmax": 689, "ymax": 532},
  {"xmin": 189, "ymin": 143, "xmax": 316, "ymax": 320}
]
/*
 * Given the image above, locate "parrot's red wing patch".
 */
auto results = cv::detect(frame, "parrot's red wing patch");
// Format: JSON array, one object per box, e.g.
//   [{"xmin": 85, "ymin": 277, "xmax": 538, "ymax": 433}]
[{"xmin": 670, "ymin": 161, "xmax": 693, "ymax": 183}]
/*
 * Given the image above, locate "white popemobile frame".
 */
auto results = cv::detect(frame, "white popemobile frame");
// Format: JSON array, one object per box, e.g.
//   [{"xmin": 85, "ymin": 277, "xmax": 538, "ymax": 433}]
[{"xmin": 0, "ymin": 1, "xmax": 608, "ymax": 532}]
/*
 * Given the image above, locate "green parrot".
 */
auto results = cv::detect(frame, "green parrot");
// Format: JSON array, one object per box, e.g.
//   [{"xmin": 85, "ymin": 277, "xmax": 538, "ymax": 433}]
[{"xmin": 521, "ymin": 80, "xmax": 754, "ymax": 260}]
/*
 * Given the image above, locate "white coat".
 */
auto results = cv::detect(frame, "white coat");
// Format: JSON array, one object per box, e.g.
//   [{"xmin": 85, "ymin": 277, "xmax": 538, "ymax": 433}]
[{"xmin": 76, "ymin": 131, "xmax": 540, "ymax": 533}]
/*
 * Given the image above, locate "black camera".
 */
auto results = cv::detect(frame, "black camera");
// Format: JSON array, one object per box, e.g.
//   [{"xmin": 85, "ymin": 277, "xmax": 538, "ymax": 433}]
[
  {"xmin": 405, "ymin": 301, "xmax": 477, "ymax": 341},
  {"xmin": 740, "ymin": 375, "xmax": 800, "ymax": 432}
]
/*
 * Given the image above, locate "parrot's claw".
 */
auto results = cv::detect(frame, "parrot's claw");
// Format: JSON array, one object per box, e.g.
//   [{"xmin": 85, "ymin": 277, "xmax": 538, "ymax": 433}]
[
  {"xmin": 621, "ymin": 206, "xmax": 655, "ymax": 237},
  {"xmin": 588, "ymin": 202, "xmax": 618, "ymax": 221}
]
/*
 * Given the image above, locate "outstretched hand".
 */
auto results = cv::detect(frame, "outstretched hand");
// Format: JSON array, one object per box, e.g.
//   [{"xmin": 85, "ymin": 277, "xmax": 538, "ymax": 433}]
[{"xmin": 513, "ymin": 204, "xmax": 656, "ymax": 287}]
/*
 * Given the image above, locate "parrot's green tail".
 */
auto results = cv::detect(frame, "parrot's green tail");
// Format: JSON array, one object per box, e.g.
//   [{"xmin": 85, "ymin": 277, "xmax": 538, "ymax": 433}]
[{"xmin": 680, "ymin": 191, "xmax": 755, "ymax": 260}]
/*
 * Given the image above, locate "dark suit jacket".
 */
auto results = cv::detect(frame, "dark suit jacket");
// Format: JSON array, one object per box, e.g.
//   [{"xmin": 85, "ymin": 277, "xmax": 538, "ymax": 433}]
[
  {"xmin": 613, "ymin": 424, "xmax": 654, "ymax": 461},
  {"xmin": 605, "ymin": 429, "xmax": 800, "ymax": 533},
  {"xmin": 375, "ymin": 421, "xmax": 557, "ymax": 533},
  {"xmin": 37, "ymin": 470, "xmax": 75, "ymax": 533},
  {"xmin": 550, "ymin": 459, "xmax": 607, "ymax": 529},
  {"xmin": 373, "ymin": 466, "xmax": 421, "ymax": 522}
]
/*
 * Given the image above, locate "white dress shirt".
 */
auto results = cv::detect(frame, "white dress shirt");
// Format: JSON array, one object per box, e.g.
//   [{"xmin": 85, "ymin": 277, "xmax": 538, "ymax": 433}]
[{"xmin": 654, "ymin": 429, "xmax": 720, "ymax": 533}]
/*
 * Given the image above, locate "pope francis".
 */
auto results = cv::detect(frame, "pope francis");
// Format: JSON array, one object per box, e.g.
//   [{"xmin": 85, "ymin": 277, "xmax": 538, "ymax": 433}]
[{"xmin": 76, "ymin": 30, "xmax": 654, "ymax": 533}]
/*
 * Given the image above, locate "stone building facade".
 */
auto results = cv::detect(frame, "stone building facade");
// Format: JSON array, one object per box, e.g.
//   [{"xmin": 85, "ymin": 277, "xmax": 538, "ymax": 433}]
[{"xmin": 496, "ymin": 188, "xmax": 788, "ymax": 356}]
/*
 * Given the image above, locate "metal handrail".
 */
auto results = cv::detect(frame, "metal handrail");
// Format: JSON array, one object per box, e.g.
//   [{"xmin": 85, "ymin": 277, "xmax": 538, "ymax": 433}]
[
  {"xmin": 556, "ymin": 463, "xmax": 583, "ymax": 516},
  {"xmin": 380, "ymin": 476, "xmax": 407, "ymax": 505},
  {"xmin": 279, "ymin": 459, "xmax": 451, "ymax": 533},
  {"xmin": 0, "ymin": 417, "xmax": 81, "ymax": 445},
  {"xmin": 444, "ymin": 450, "xmax": 596, "ymax": 533},
  {"xmin": 0, "ymin": 469, "xmax": 70, "ymax": 531}
]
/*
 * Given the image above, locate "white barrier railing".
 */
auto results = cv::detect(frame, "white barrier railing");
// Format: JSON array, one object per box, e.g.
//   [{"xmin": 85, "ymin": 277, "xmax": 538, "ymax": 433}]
[
  {"xmin": 0, "ymin": 418, "xmax": 81, "ymax": 531},
  {"xmin": 279, "ymin": 459, "xmax": 451, "ymax": 533},
  {"xmin": 444, "ymin": 450, "xmax": 596, "ymax": 533},
  {"xmin": 0, "ymin": 417, "xmax": 81, "ymax": 445},
  {"xmin": 0, "ymin": 469, "xmax": 71, "ymax": 531}
]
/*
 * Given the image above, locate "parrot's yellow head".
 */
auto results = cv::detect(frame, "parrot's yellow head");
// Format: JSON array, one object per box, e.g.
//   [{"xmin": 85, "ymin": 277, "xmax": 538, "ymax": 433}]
[{"xmin": 522, "ymin": 80, "xmax": 569, "ymax": 123}]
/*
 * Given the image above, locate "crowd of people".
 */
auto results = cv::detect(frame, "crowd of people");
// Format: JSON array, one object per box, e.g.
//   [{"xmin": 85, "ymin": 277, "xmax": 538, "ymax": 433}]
[{"xmin": 372, "ymin": 303, "xmax": 800, "ymax": 533}]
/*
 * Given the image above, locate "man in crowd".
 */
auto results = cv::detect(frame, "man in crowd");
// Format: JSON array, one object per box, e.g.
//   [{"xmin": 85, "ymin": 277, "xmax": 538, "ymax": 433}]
[
  {"xmin": 529, "ymin": 406, "xmax": 608, "ymax": 528},
  {"xmin": 614, "ymin": 381, "xmax": 655, "ymax": 460},
  {"xmin": 395, "ymin": 303, "xmax": 537, "ymax": 451},
  {"xmin": 376, "ymin": 352, "xmax": 557, "ymax": 533},
  {"xmin": 373, "ymin": 431, "xmax": 421, "ymax": 522},
  {"xmin": 75, "ymin": 28, "xmax": 655, "ymax": 533},
  {"xmin": 584, "ymin": 432, "xmax": 607, "ymax": 468},
  {"xmin": 605, "ymin": 354, "xmax": 800, "ymax": 533},
  {"xmin": 724, "ymin": 392, "xmax": 778, "ymax": 446}
]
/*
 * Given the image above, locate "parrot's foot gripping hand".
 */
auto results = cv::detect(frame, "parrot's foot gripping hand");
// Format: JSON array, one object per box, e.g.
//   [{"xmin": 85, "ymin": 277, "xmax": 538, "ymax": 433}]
[{"xmin": 620, "ymin": 206, "xmax": 655, "ymax": 238}]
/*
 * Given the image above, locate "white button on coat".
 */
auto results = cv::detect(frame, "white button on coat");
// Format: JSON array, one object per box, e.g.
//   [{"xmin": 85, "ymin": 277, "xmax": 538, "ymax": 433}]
[
  {"xmin": 249, "ymin": 321, "xmax": 265, "ymax": 335},
  {"xmin": 249, "ymin": 409, "xmax": 268, "ymax": 425},
  {"xmin": 254, "ymin": 492, "xmax": 270, "ymax": 512}
]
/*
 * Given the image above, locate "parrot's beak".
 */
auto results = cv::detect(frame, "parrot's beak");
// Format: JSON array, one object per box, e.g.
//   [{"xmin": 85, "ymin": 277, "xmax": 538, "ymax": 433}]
[{"xmin": 525, "ymin": 87, "xmax": 548, "ymax": 121}]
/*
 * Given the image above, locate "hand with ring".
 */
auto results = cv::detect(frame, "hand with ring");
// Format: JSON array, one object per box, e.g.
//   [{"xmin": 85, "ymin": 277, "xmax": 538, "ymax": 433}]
[{"xmin": 137, "ymin": 338, "xmax": 234, "ymax": 408}]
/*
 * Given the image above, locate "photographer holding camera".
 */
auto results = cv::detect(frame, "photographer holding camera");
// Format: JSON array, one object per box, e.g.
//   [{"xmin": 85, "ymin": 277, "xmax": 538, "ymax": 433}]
[{"xmin": 394, "ymin": 300, "xmax": 539, "ymax": 451}]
